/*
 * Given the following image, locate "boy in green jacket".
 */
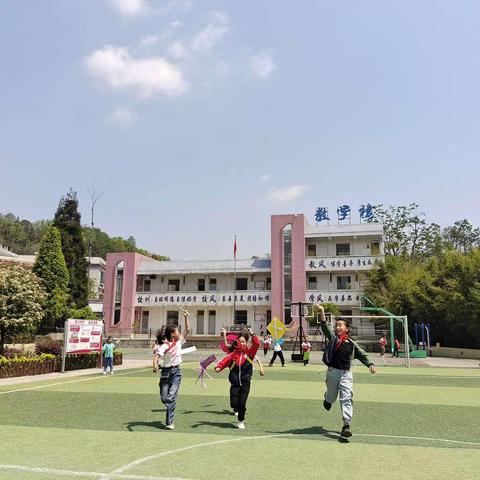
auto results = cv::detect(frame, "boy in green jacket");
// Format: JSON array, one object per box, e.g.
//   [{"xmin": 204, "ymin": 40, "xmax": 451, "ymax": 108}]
[{"xmin": 317, "ymin": 304, "xmax": 376, "ymax": 438}]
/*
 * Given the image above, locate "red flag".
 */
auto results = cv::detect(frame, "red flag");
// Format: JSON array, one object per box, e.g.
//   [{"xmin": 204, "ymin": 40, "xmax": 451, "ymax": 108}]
[{"xmin": 234, "ymin": 236, "xmax": 237, "ymax": 259}]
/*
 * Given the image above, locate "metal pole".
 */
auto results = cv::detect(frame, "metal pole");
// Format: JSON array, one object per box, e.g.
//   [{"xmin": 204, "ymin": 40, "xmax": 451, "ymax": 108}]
[
  {"xmin": 404, "ymin": 315, "xmax": 410, "ymax": 368},
  {"xmin": 61, "ymin": 320, "xmax": 67, "ymax": 373}
]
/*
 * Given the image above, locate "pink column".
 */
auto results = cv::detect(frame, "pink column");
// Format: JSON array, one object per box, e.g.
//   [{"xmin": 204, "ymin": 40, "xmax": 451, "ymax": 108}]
[
  {"xmin": 271, "ymin": 214, "xmax": 306, "ymax": 322},
  {"xmin": 103, "ymin": 252, "xmax": 153, "ymax": 336}
]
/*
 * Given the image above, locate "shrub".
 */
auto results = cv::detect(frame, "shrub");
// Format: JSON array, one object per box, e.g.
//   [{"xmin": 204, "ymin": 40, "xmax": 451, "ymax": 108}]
[
  {"xmin": 0, "ymin": 354, "xmax": 57, "ymax": 378},
  {"xmin": 1, "ymin": 347, "xmax": 24, "ymax": 358},
  {"xmin": 35, "ymin": 337, "xmax": 63, "ymax": 356}
]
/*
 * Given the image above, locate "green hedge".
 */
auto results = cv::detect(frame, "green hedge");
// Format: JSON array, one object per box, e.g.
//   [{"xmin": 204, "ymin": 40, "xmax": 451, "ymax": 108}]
[
  {"xmin": 0, "ymin": 352, "xmax": 123, "ymax": 379},
  {"xmin": 0, "ymin": 354, "xmax": 57, "ymax": 378}
]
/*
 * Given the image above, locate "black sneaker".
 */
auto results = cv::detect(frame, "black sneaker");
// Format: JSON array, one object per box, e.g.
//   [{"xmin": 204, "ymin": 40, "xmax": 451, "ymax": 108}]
[
  {"xmin": 323, "ymin": 400, "xmax": 332, "ymax": 411},
  {"xmin": 341, "ymin": 424, "xmax": 352, "ymax": 438}
]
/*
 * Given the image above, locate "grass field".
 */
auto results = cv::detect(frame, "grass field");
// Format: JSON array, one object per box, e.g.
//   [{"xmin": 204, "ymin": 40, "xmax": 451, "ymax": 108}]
[{"xmin": 1, "ymin": 361, "xmax": 480, "ymax": 479}]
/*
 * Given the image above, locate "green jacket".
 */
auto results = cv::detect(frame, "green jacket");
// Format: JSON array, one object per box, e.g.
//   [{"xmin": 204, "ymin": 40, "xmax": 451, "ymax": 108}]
[{"xmin": 320, "ymin": 321, "xmax": 373, "ymax": 368}]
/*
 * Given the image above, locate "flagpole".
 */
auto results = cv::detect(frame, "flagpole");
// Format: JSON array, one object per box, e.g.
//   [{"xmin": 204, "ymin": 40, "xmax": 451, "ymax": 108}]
[{"xmin": 233, "ymin": 235, "xmax": 237, "ymax": 326}]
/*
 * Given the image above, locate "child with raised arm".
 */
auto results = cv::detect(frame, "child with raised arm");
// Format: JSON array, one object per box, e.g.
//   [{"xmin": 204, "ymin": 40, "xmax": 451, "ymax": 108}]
[
  {"xmin": 155, "ymin": 311, "xmax": 190, "ymax": 430},
  {"xmin": 317, "ymin": 304, "xmax": 376, "ymax": 438},
  {"xmin": 215, "ymin": 327, "xmax": 260, "ymax": 429}
]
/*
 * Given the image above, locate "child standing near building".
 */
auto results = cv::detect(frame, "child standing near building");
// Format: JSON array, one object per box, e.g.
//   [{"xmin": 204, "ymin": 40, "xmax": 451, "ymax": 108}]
[
  {"xmin": 393, "ymin": 337, "xmax": 400, "ymax": 358},
  {"xmin": 301, "ymin": 336, "xmax": 311, "ymax": 366},
  {"xmin": 154, "ymin": 311, "xmax": 190, "ymax": 430},
  {"xmin": 317, "ymin": 304, "xmax": 376, "ymax": 438},
  {"xmin": 262, "ymin": 334, "xmax": 272, "ymax": 356},
  {"xmin": 214, "ymin": 327, "xmax": 260, "ymax": 429},
  {"xmin": 269, "ymin": 339, "xmax": 286, "ymax": 367},
  {"xmin": 102, "ymin": 336, "xmax": 115, "ymax": 375}
]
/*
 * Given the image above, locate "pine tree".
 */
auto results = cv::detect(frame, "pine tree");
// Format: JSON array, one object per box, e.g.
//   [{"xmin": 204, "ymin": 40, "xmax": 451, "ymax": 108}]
[
  {"xmin": 33, "ymin": 226, "xmax": 70, "ymax": 332},
  {"xmin": 53, "ymin": 189, "xmax": 89, "ymax": 307}
]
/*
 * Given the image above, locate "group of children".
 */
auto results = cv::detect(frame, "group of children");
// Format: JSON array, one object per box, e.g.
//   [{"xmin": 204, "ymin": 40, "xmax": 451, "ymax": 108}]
[{"xmin": 151, "ymin": 304, "xmax": 376, "ymax": 438}]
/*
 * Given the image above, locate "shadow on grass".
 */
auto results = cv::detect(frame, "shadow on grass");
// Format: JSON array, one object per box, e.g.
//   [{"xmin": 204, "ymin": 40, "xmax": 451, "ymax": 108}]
[
  {"xmin": 180, "ymin": 409, "xmax": 233, "ymax": 416},
  {"xmin": 190, "ymin": 420, "xmax": 236, "ymax": 430},
  {"xmin": 126, "ymin": 420, "xmax": 165, "ymax": 431},
  {"xmin": 267, "ymin": 425, "xmax": 348, "ymax": 443}
]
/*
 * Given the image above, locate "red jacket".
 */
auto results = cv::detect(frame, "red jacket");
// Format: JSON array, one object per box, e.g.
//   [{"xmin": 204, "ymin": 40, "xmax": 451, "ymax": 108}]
[{"xmin": 216, "ymin": 335, "xmax": 260, "ymax": 386}]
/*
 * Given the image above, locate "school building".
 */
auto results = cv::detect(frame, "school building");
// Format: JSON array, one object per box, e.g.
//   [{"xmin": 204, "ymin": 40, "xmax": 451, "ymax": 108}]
[{"xmin": 103, "ymin": 213, "xmax": 384, "ymax": 337}]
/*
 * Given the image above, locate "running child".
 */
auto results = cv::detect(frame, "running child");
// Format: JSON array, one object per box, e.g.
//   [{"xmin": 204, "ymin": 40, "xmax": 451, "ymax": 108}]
[
  {"xmin": 269, "ymin": 339, "xmax": 286, "ymax": 367},
  {"xmin": 262, "ymin": 334, "xmax": 272, "ymax": 356},
  {"xmin": 154, "ymin": 311, "xmax": 190, "ymax": 430},
  {"xmin": 317, "ymin": 304, "xmax": 376, "ymax": 438},
  {"xmin": 214, "ymin": 327, "xmax": 260, "ymax": 429},
  {"xmin": 379, "ymin": 335, "xmax": 387, "ymax": 365},
  {"xmin": 301, "ymin": 336, "xmax": 311, "ymax": 366}
]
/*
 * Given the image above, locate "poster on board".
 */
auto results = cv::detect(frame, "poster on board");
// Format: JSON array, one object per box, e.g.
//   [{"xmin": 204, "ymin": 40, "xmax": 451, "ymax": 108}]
[{"xmin": 65, "ymin": 319, "xmax": 103, "ymax": 354}]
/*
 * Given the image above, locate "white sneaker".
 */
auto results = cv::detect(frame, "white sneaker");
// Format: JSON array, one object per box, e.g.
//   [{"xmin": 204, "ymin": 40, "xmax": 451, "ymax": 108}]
[
  {"xmin": 102, "ymin": 371, "xmax": 107, "ymax": 375},
  {"xmin": 110, "ymin": 371, "xmax": 114, "ymax": 375},
  {"xmin": 234, "ymin": 412, "xmax": 239, "ymax": 417},
  {"xmin": 165, "ymin": 424, "xmax": 175, "ymax": 430},
  {"xmin": 237, "ymin": 421, "xmax": 245, "ymax": 429}
]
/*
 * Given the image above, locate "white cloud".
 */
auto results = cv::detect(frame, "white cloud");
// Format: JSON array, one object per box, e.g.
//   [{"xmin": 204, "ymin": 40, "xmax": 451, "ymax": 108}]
[
  {"xmin": 249, "ymin": 53, "xmax": 276, "ymax": 79},
  {"xmin": 267, "ymin": 185, "xmax": 310, "ymax": 204},
  {"xmin": 260, "ymin": 174, "xmax": 271, "ymax": 182},
  {"xmin": 209, "ymin": 10, "xmax": 229, "ymax": 25},
  {"xmin": 140, "ymin": 34, "xmax": 161, "ymax": 48},
  {"xmin": 171, "ymin": 20, "xmax": 183, "ymax": 28},
  {"xmin": 191, "ymin": 13, "xmax": 229, "ymax": 54},
  {"xmin": 108, "ymin": 107, "xmax": 137, "ymax": 127},
  {"xmin": 168, "ymin": 41, "xmax": 188, "ymax": 61},
  {"xmin": 109, "ymin": 0, "xmax": 147, "ymax": 17},
  {"xmin": 85, "ymin": 46, "xmax": 188, "ymax": 97}
]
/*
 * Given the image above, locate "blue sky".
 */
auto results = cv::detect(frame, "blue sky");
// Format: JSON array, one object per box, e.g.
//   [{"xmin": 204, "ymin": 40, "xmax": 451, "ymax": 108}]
[{"xmin": 1, "ymin": 0, "xmax": 479, "ymax": 259}]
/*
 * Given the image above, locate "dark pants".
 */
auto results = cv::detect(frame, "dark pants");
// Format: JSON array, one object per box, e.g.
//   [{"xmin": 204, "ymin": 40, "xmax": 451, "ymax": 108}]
[
  {"xmin": 230, "ymin": 383, "xmax": 251, "ymax": 422},
  {"xmin": 263, "ymin": 347, "xmax": 268, "ymax": 356},
  {"xmin": 393, "ymin": 347, "xmax": 399, "ymax": 358},
  {"xmin": 103, "ymin": 356, "xmax": 113, "ymax": 372},
  {"xmin": 269, "ymin": 351, "xmax": 285, "ymax": 366},
  {"xmin": 159, "ymin": 366, "xmax": 182, "ymax": 426}
]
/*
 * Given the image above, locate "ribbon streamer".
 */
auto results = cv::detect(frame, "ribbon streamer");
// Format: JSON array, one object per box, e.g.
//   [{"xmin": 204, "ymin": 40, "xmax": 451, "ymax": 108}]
[{"xmin": 195, "ymin": 354, "xmax": 217, "ymax": 388}]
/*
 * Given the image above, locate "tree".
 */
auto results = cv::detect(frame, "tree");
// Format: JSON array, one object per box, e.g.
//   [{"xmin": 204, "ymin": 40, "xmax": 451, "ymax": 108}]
[
  {"xmin": 309, "ymin": 302, "xmax": 341, "ymax": 327},
  {"xmin": 33, "ymin": 226, "xmax": 69, "ymax": 332},
  {"xmin": 53, "ymin": 189, "xmax": 89, "ymax": 307},
  {"xmin": 0, "ymin": 263, "xmax": 46, "ymax": 355},
  {"xmin": 372, "ymin": 204, "xmax": 443, "ymax": 260},
  {"xmin": 69, "ymin": 306, "xmax": 97, "ymax": 320},
  {"xmin": 443, "ymin": 220, "xmax": 480, "ymax": 253}
]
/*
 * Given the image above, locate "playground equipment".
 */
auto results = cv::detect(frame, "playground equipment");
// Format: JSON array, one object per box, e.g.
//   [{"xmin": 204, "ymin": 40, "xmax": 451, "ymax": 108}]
[{"xmin": 414, "ymin": 322, "xmax": 432, "ymax": 356}]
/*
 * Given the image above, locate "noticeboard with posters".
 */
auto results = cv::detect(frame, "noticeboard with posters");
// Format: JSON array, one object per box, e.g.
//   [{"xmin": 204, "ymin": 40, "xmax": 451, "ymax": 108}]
[{"xmin": 65, "ymin": 319, "xmax": 103, "ymax": 354}]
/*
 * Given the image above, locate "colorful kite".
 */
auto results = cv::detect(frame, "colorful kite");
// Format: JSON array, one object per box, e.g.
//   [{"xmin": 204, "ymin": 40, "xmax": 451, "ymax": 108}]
[
  {"xmin": 195, "ymin": 354, "xmax": 217, "ymax": 389},
  {"xmin": 267, "ymin": 317, "xmax": 287, "ymax": 339}
]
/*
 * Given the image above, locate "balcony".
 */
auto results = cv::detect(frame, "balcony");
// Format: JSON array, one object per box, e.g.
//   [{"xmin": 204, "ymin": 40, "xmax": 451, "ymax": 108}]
[
  {"xmin": 135, "ymin": 290, "xmax": 271, "ymax": 308},
  {"xmin": 306, "ymin": 290, "xmax": 362, "ymax": 306},
  {"xmin": 305, "ymin": 255, "xmax": 383, "ymax": 271}
]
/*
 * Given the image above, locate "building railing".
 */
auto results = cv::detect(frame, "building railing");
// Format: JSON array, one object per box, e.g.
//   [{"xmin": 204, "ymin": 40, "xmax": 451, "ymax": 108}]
[
  {"xmin": 135, "ymin": 290, "xmax": 272, "ymax": 307},
  {"xmin": 305, "ymin": 255, "xmax": 383, "ymax": 271}
]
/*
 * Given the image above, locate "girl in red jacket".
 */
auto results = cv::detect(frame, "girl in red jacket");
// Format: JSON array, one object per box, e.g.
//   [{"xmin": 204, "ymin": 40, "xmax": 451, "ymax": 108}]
[{"xmin": 214, "ymin": 327, "xmax": 260, "ymax": 429}]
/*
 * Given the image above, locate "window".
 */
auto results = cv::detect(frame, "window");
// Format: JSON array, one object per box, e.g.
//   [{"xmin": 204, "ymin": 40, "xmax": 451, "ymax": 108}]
[
  {"xmin": 196, "ymin": 310, "xmax": 204, "ymax": 334},
  {"xmin": 209, "ymin": 278, "xmax": 217, "ymax": 291},
  {"xmin": 254, "ymin": 280, "xmax": 265, "ymax": 290},
  {"xmin": 336, "ymin": 243, "xmax": 351, "ymax": 256},
  {"xmin": 141, "ymin": 311, "xmax": 149, "ymax": 334},
  {"xmin": 113, "ymin": 261, "xmax": 124, "ymax": 325},
  {"xmin": 168, "ymin": 279, "xmax": 180, "ymax": 291},
  {"xmin": 337, "ymin": 276, "xmax": 351, "ymax": 290},
  {"xmin": 266, "ymin": 277, "xmax": 271, "ymax": 290},
  {"xmin": 267, "ymin": 310, "xmax": 271, "ymax": 323},
  {"xmin": 100, "ymin": 271, "xmax": 105, "ymax": 286},
  {"xmin": 236, "ymin": 278, "xmax": 248, "ymax": 290},
  {"xmin": 136, "ymin": 276, "xmax": 143, "ymax": 291},
  {"xmin": 143, "ymin": 278, "xmax": 151, "ymax": 292},
  {"xmin": 370, "ymin": 241, "xmax": 380, "ymax": 256},
  {"xmin": 167, "ymin": 311, "xmax": 179, "ymax": 326},
  {"xmin": 307, "ymin": 244, "xmax": 316, "ymax": 256},
  {"xmin": 235, "ymin": 310, "xmax": 248, "ymax": 325},
  {"xmin": 308, "ymin": 276, "xmax": 317, "ymax": 290},
  {"xmin": 208, "ymin": 311, "xmax": 216, "ymax": 334},
  {"xmin": 198, "ymin": 278, "xmax": 205, "ymax": 291}
]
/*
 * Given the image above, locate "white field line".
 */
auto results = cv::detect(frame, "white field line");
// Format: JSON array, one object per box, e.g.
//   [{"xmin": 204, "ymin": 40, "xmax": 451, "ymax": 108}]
[
  {"xmin": 112, "ymin": 434, "xmax": 293, "ymax": 474},
  {"xmin": 0, "ymin": 463, "xmax": 189, "ymax": 480},
  {"xmin": 0, "ymin": 368, "xmax": 150, "ymax": 396},
  {"xmin": 113, "ymin": 430, "xmax": 480, "ymax": 475}
]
